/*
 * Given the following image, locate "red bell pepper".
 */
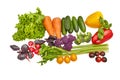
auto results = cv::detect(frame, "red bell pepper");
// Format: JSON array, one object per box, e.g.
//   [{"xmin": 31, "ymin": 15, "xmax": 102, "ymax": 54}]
[{"xmin": 92, "ymin": 29, "xmax": 113, "ymax": 44}]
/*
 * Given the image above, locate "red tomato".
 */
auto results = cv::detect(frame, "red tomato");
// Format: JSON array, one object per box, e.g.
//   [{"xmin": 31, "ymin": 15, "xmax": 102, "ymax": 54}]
[{"xmin": 35, "ymin": 44, "xmax": 41, "ymax": 49}]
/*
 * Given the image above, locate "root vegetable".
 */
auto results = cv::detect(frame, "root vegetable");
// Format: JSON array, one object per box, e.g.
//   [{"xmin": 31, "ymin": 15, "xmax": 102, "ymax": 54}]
[
  {"xmin": 52, "ymin": 17, "xmax": 61, "ymax": 39},
  {"xmin": 43, "ymin": 16, "xmax": 55, "ymax": 36}
]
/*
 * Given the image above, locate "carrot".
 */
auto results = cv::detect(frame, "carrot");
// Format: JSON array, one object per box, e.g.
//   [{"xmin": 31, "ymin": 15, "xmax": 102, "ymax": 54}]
[
  {"xmin": 43, "ymin": 16, "xmax": 55, "ymax": 36},
  {"xmin": 52, "ymin": 17, "xmax": 61, "ymax": 39}
]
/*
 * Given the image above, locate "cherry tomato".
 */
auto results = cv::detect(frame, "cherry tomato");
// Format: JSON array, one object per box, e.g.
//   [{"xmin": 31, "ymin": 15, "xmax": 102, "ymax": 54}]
[
  {"xmin": 100, "ymin": 51, "xmax": 105, "ymax": 56},
  {"xmin": 70, "ymin": 53, "xmax": 77, "ymax": 61},
  {"xmin": 56, "ymin": 56, "xmax": 63, "ymax": 64},
  {"xmin": 89, "ymin": 52, "xmax": 95, "ymax": 58},
  {"xmin": 95, "ymin": 57, "xmax": 102, "ymax": 62},
  {"xmin": 35, "ymin": 44, "xmax": 41, "ymax": 49},
  {"xmin": 29, "ymin": 47, "xmax": 35, "ymax": 52},
  {"xmin": 34, "ymin": 49, "xmax": 39, "ymax": 54},
  {"xmin": 64, "ymin": 55, "xmax": 70, "ymax": 64},
  {"xmin": 28, "ymin": 41, "xmax": 34, "ymax": 46},
  {"xmin": 95, "ymin": 51, "xmax": 100, "ymax": 56},
  {"xmin": 101, "ymin": 57, "xmax": 107, "ymax": 62}
]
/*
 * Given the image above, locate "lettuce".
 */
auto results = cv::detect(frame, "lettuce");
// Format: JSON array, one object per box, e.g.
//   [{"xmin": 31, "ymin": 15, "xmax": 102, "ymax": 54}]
[{"xmin": 12, "ymin": 7, "xmax": 45, "ymax": 41}]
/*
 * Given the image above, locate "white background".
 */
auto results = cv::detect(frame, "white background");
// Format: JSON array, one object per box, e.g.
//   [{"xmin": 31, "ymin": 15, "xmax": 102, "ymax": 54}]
[{"xmin": 0, "ymin": 0, "xmax": 120, "ymax": 80}]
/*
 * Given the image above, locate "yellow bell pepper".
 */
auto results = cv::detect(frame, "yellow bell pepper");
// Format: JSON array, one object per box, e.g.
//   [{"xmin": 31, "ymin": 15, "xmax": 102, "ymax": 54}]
[{"xmin": 85, "ymin": 11, "xmax": 103, "ymax": 28}]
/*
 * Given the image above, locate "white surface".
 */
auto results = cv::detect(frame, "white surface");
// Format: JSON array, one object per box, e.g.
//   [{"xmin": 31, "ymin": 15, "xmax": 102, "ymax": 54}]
[{"xmin": 0, "ymin": 0, "xmax": 120, "ymax": 80}]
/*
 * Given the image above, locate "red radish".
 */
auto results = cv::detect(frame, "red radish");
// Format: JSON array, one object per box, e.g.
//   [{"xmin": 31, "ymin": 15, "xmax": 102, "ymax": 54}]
[
  {"xmin": 25, "ymin": 54, "xmax": 30, "ymax": 62},
  {"xmin": 34, "ymin": 49, "xmax": 39, "ymax": 54},
  {"xmin": 32, "ymin": 53, "xmax": 34, "ymax": 57},
  {"xmin": 28, "ymin": 41, "xmax": 34, "ymax": 46},
  {"xmin": 35, "ymin": 44, "xmax": 41, "ymax": 49},
  {"xmin": 29, "ymin": 47, "xmax": 35, "ymax": 52}
]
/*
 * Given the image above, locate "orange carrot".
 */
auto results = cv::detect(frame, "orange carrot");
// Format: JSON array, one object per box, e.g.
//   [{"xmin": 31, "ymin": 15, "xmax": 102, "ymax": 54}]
[
  {"xmin": 52, "ymin": 17, "xmax": 61, "ymax": 39},
  {"xmin": 43, "ymin": 16, "xmax": 55, "ymax": 36}
]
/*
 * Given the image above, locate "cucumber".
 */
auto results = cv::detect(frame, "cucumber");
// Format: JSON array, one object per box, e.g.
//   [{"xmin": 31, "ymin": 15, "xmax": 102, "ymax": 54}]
[
  {"xmin": 64, "ymin": 16, "xmax": 71, "ymax": 31},
  {"xmin": 68, "ymin": 21, "xmax": 73, "ymax": 33},
  {"xmin": 61, "ymin": 18, "xmax": 67, "ymax": 35},
  {"xmin": 78, "ymin": 16, "xmax": 86, "ymax": 33},
  {"xmin": 72, "ymin": 16, "xmax": 79, "ymax": 32}
]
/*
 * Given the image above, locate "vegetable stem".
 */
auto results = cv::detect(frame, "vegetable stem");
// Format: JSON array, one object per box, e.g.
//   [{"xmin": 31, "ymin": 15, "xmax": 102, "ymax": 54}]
[
  {"xmin": 70, "ymin": 47, "xmax": 108, "ymax": 55},
  {"xmin": 53, "ymin": 44, "xmax": 108, "ymax": 56},
  {"xmin": 72, "ymin": 44, "xmax": 108, "ymax": 49}
]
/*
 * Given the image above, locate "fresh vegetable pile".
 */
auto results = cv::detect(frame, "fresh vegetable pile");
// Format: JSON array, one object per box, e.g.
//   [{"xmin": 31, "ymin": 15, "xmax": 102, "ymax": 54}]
[{"xmin": 10, "ymin": 8, "xmax": 113, "ymax": 65}]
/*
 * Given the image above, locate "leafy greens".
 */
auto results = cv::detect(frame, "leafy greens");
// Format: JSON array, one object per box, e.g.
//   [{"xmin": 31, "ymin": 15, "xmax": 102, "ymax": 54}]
[{"xmin": 12, "ymin": 7, "xmax": 45, "ymax": 41}]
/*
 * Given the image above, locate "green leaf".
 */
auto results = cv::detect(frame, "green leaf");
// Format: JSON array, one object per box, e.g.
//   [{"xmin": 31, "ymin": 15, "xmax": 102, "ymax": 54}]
[
  {"xmin": 104, "ymin": 24, "xmax": 109, "ymax": 29},
  {"xmin": 98, "ymin": 28, "xmax": 104, "ymax": 35},
  {"xmin": 38, "ymin": 44, "xmax": 65, "ymax": 65},
  {"xmin": 99, "ymin": 17, "xmax": 112, "ymax": 29},
  {"xmin": 98, "ymin": 28, "xmax": 104, "ymax": 40},
  {"xmin": 104, "ymin": 20, "xmax": 108, "ymax": 25},
  {"xmin": 98, "ymin": 33, "xmax": 104, "ymax": 40},
  {"xmin": 109, "ymin": 23, "xmax": 112, "ymax": 27},
  {"xmin": 99, "ymin": 17, "xmax": 104, "ymax": 25}
]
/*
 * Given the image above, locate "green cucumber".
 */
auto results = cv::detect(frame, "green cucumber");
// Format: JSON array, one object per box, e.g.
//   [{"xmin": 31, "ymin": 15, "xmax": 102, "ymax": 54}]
[
  {"xmin": 61, "ymin": 18, "xmax": 67, "ymax": 35},
  {"xmin": 68, "ymin": 21, "xmax": 74, "ymax": 33},
  {"xmin": 72, "ymin": 16, "xmax": 79, "ymax": 32},
  {"xmin": 78, "ymin": 16, "xmax": 86, "ymax": 33},
  {"xmin": 64, "ymin": 16, "xmax": 71, "ymax": 31}
]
